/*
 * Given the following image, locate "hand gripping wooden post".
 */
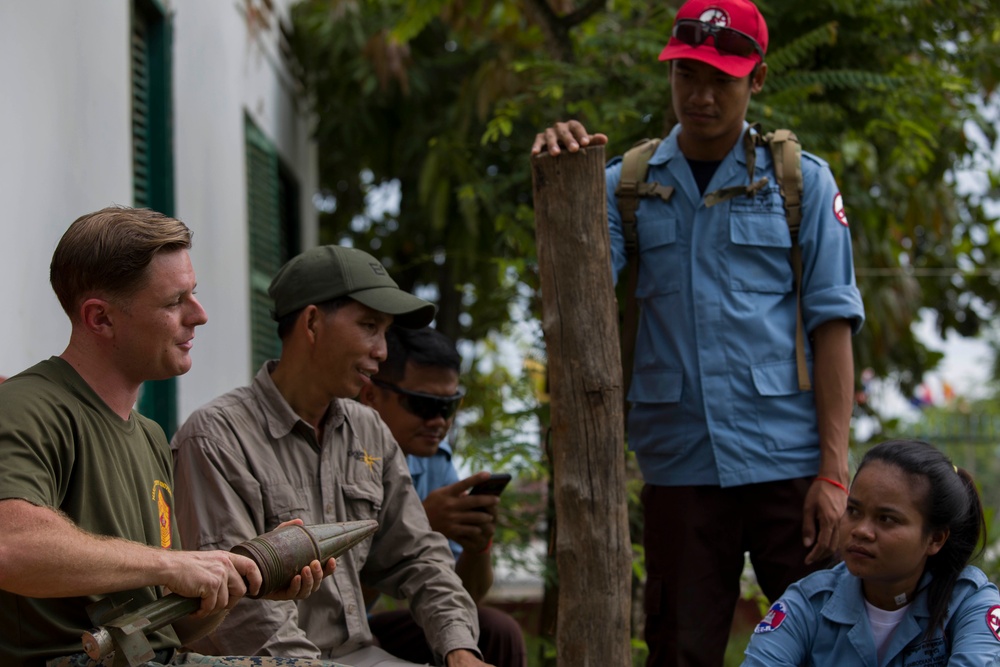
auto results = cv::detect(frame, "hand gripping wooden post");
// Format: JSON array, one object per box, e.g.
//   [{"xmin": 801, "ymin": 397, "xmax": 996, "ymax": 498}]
[{"xmin": 531, "ymin": 146, "xmax": 631, "ymax": 665}]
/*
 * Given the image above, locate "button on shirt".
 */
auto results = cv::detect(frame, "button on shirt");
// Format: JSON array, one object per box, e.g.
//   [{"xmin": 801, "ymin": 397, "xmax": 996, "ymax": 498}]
[
  {"xmin": 607, "ymin": 124, "xmax": 865, "ymax": 487},
  {"xmin": 170, "ymin": 362, "xmax": 479, "ymax": 661}
]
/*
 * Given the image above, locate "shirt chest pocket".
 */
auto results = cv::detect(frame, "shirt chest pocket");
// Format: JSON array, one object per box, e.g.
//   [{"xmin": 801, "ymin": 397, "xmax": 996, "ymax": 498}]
[
  {"xmin": 901, "ymin": 636, "xmax": 947, "ymax": 667},
  {"xmin": 340, "ymin": 483, "xmax": 384, "ymax": 522},
  {"xmin": 728, "ymin": 210, "xmax": 793, "ymax": 294},
  {"xmin": 636, "ymin": 213, "xmax": 680, "ymax": 297},
  {"xmin": 261, "ymin": 482, "xmax": 310, "ymax": 526}
]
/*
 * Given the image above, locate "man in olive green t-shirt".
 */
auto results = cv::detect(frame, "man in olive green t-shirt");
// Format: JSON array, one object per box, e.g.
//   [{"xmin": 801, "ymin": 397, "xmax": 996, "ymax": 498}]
[{"xmin": 0, "ymin": 207, "xmax": 332, "ymax": 667}]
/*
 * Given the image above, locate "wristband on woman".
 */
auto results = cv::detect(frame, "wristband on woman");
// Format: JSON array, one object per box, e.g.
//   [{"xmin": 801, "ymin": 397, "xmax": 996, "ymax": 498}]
[
  {"xmin": 478, "ymin": 538, "xmax": 493, "ymax": 554},
  {"xmin": 816, "ymin": 476, "xmax": 848, "ymax": 493}
]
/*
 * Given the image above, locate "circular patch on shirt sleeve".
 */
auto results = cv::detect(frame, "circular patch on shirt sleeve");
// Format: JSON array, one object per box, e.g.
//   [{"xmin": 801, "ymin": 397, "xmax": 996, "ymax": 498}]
[
  {"xmin": 833, "ymin": 192, "xmax": 848, "ymax": 227},
  {"xmin": 987, "ymin": 605, "xmax": 1000, "ymax": 641},
  {"xmin": 754, "ymin": 601, "xmax": 788, "ymax": 634}
]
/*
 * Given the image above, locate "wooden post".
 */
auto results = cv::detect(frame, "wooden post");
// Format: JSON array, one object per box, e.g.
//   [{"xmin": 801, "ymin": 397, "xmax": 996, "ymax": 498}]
[{"xmin": 531, "ymin": 147, "xmax": 631, "ymax": 665}]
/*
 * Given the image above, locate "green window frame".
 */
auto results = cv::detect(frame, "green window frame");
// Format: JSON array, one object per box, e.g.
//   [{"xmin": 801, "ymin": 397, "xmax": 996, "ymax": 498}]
[
  {"xmin": 132, "ymin": 0, "xmax": 178, "ymax": 436},
  {"xmin": 246, "ymin": 115, "xmax": 300, "ymax": 373}
]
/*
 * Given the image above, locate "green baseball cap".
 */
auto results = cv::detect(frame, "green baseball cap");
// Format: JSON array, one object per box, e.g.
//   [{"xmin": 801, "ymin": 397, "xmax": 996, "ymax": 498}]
[{"xmin": 268, "ymin": 245, "xmax": 436, "ymax": 328}]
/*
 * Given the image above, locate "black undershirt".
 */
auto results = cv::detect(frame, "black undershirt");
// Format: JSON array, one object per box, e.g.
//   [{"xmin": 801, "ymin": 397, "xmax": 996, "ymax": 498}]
[{"xmin": 686, "ymin": 157, "xmax": 723, "ymax": 195}]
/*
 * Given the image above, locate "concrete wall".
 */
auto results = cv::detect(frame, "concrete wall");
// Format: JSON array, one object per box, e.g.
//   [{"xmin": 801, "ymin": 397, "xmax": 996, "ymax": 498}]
[
  {"xmin": 0, "ymin": 0, "xmax": 317, "ymax": 420},
  {"xmin": 0, "ymin": 3, "xmax": 133, "ymax": 373},
  {"xmin": 171, "ymin": 0, "xmax": 318, "ymax": 418}
]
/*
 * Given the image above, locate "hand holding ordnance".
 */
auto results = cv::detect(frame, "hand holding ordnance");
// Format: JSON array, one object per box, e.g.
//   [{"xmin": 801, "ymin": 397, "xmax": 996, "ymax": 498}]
[{"xmin": 81, "ymin": 520, "xmax": 379, "ymax": 667}]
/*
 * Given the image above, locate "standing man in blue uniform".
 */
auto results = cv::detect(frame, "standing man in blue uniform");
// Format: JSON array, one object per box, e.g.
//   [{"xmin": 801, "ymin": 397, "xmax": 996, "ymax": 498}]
[{"xmin": 531, "ymin": 0, "xmax": 865, "ymax": 664}]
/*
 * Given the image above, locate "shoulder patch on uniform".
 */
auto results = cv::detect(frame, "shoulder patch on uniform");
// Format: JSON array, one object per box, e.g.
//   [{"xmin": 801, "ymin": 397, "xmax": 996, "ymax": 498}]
[
  {"xmin": 987, "ymin": 605, "xmax": 1000, "ymax": 641},
  {"xmin": 755, "ymin": 601, "xmax": 788, "ymax": 634},
  {"xmin": 833, "ymin": 192, "xmax": 848, "ymax": 227}
]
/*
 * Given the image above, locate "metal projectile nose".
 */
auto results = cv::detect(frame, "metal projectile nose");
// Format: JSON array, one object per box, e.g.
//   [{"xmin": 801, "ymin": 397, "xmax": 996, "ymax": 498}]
[
  {"xmin": 309, "ymin": 519, "xmax": 380, "ymax": 558},
  {"xmin": 231, "ymin": 520, "xmax": 378, "ymax": 598}
]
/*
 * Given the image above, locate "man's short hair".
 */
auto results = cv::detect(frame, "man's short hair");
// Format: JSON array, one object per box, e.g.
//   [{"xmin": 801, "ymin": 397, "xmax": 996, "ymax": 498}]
[
  {"xmin": 275, "ymin": 296, "xmax": 353, "ymax": 341},
  {"xmin": 50, "ymin": 206, "xmax": 192, "ymax": 318},
  {"xmin": 376, "ymin": 326, "xmax": 461, "ymax": 383}
]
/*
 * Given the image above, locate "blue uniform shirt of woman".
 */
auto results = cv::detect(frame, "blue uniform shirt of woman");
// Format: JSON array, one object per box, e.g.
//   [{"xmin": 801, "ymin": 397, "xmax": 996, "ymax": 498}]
[
  {"xmin": 742, "ymin": 561, "xmax": 1000, "ymax": 666},
  {"xmin": 744, "ymin": 439, "xmax": 1000, "ymax": 666}
]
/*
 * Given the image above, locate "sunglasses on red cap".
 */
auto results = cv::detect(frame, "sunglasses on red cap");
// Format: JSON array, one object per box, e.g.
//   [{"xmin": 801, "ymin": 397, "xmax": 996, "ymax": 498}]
[
  {"xmin": 672, "ymin": 19, "xmax": 764, "ymax": 60},
  {"xmin": 372, "ymin": 378, "xmax": 466, "ymax": 421}
]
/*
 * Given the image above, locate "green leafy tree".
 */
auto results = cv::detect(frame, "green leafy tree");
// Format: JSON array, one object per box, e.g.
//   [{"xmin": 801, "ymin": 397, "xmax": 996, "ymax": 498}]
[
  {"xmin": 291, "ymin": 0, "xmax": 1000, "ymax": 398},
  {"xmin": 291, "ymin": 4, "xmax": 1000, "ymax": 658}
]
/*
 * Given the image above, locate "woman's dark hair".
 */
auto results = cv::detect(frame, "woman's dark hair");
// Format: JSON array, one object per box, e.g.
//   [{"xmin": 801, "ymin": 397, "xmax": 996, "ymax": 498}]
[{"xmin": 857, "ymin": 439, "xmax": 986, "ymax": 635}]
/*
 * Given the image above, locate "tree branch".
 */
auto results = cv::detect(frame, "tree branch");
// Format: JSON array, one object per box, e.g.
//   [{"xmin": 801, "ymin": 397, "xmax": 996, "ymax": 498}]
[
  {"xmin": 524, "ymin": 0, "xmax": 607, "ymax": 62},
  {"xmin": 563, "ymin": 0, "xmax": 606, "ymax": 28}
]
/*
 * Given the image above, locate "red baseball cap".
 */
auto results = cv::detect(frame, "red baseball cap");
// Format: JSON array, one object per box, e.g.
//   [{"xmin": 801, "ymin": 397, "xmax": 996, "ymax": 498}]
[{"xmin": 659, "ymin": 0, "xmax": 768, "ymax": 78}]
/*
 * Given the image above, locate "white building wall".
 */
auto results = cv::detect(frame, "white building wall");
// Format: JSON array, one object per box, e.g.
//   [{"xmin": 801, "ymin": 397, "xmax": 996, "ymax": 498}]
[
  {"xmin": 0, "ymin": 1, "xmax": 318, "ymax": 422},
  {"xmin": 0, "ymin": 3, "xmax": 133, "ymax": 375},
  {"xmin": 172, "ymin": 0, "xmax": 318, "ymax": 418}
]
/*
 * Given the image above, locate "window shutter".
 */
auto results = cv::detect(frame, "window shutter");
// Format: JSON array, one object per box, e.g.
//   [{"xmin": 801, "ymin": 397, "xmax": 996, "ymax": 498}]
[
  {"xmin": 246, "ymin": 116, "xmax": 299, "ymax": 372},
  {"xmin": 133, "ymin": 0, "xmax": 178, "ymax": 436}
]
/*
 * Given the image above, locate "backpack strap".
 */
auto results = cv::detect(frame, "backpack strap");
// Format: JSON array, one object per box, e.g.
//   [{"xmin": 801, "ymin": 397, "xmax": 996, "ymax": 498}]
[
  {"xmin": 704, "ymin": 128, "xmax": 770, "ymax": 208},
  {"xmin": 616, "ymin": 138, "xmax": 671, "ymax": 259},
  {"xmin": 763, "ymin": 128, "xmax": 810, "ymax": 391},
  {"xmin": 614, "ymin": 139, "xmax": 673, "ymax": 410}
]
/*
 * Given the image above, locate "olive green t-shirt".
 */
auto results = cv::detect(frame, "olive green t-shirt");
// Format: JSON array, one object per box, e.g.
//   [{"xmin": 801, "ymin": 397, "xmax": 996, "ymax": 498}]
[{"xmin": 0, "ymin": 357, "xmax": 181, "ymax": 667}]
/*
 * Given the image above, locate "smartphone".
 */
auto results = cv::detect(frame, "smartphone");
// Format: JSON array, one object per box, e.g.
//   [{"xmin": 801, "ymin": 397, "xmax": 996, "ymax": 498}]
[{"xmin": 468, "ymin": 473, "xmax": 512, "ymax": 497}]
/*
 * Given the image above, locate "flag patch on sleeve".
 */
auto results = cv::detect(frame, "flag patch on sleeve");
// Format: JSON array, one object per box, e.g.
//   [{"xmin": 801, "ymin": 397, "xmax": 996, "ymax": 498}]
[
  {"xmin": 987, "ymin": 605, "xmax": 1000, "ymax": 641},
  {"xmin": 754, "ymin": 601, "xmax": 788, "ymax": 634}
]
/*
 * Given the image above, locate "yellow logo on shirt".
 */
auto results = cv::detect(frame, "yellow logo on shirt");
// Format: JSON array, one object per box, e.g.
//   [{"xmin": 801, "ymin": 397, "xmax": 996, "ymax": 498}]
[
  {"xmin": 152, "ymin": 480, "xmax": 173, "ymax": 549},
  {"xmin": 348, "ymin": 448, "xmax": 382, "ymax": 474}
]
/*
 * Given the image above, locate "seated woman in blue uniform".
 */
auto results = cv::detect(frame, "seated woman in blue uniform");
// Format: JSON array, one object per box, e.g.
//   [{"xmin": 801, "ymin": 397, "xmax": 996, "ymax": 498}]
[{"xmin": 742, "ymin": 439, "xmax": 1000, "ymax": 666}]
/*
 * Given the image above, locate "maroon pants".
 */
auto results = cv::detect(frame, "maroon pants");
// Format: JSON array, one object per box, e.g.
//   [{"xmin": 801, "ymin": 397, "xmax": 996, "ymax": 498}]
[
  {"xmin": 368, "ymin": 605, "xmax": 527, "ymax": 667},
  {"xmin": 642, "ymin": 478, "xmax": 825, "ymax": 667}
]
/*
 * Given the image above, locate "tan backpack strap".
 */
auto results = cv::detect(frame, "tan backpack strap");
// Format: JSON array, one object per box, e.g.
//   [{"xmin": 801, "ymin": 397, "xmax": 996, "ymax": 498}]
[
  {"xmin": 704, "ymin": 125, "xmax": 769, "ymax": 207},
  {"xmin": 616, "ymin": 139, "xmax": 661, "ymax": 258},
  {"xmin": 637, "ymin": 181, "xmax": 675, "ymax": 201},
  {"xmin": 704, "ymin": 178, "xmax": 768, "ymax": 207},
  {"xmin": 769, "ymin": 129, "xmax": 803, "ymax": 232},
  {"xmin": 745, "ymin": 123, "xmax": 761, "ymax": 182},
  {"xmin": 767, "ymin": 128, "xmax": 810, "ymax": 391}
]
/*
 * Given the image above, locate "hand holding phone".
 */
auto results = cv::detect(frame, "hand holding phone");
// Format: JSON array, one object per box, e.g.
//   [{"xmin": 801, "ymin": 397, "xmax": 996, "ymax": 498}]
[
  {"xmin": 468, "ymin": 473, "xmax": 512, "ymax": 498},
  {"xmin": 467, "ymin": 473, "xmax": 511, "ymax": 513}
]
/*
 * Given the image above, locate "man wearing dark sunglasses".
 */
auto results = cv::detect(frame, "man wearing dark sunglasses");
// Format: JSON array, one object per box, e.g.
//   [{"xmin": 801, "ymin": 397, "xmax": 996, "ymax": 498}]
[
  {"xmin": 171, "ymin": 246, "xmax": 492, "ymax": 667},
  {"xmin": 531, "ymin": 0, "xmax": 864, "ymax": 665},
  {"xmin": 359, "ymin": 327, "xmax": 527, "ymax": 667}
]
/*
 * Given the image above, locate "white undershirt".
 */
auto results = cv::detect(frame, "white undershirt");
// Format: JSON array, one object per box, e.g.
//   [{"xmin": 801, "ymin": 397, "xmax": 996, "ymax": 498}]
[{"xmin": 865, "ymin": 598, "xmax": 910, "ymax": 664}]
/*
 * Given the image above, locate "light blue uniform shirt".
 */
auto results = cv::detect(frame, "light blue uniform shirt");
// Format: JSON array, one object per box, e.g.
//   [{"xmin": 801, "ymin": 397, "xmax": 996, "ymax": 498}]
[
  {"xmin": 742, "ymin": 562, "xmax": 1000, "ymax": 666},
  {"xmin": 607, "ymin": 124, "xmax": 865, "ymax": 487},
  {"xmin": 407, "ymin": 441, "xmax": 462, "ymax": 559}
]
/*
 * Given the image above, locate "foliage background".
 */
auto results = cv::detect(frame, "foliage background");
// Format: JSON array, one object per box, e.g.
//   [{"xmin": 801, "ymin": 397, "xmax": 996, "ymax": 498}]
[
  {"xmin": 291, "ymin": 0, "xmax": 1000, "ymax": 393},
  {"xmin": 289, "ymin": 0, "xmax": 1000, "ymax": 661}
]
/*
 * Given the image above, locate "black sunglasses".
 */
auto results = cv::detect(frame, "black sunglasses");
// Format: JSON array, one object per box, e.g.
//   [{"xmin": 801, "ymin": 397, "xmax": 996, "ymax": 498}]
[
  {"xmin": 672, "ymin": 19, "xmax": 764, "ymax": 60},
  {"xmin": 372, "ymin": 379, "xmax": 466, "ymax": 420}
]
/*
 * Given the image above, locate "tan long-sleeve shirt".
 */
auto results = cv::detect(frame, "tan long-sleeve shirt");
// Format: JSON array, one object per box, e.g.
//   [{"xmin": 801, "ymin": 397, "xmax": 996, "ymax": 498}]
[{"xmin": 170, "ymin": 362, "xmax": 479, "ymax": 661}]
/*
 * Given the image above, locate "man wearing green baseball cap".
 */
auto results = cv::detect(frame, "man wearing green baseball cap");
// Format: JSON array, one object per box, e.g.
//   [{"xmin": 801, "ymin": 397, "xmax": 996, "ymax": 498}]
[
  {"xmin": 267, "ymin": 245, "xmax": 436, "ymax": 328},
  {"xmin": 171, "ymin": 246, "xmax": 490, "ymax": 667}
]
